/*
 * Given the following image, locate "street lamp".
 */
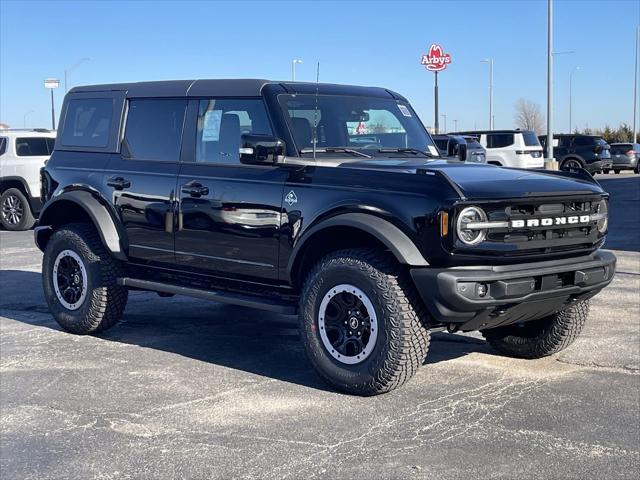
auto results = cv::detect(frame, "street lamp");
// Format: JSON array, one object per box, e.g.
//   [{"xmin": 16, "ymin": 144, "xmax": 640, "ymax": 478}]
[
  {"xmin": 23, "ymin": 110, "xmax": 34, "ymax": 129},
  {"xmin": 291, "ymin": 59, "xmax": 303, "ymax": 81},
  {"xmin": 481, "ymin": 58, "xmax": 494, "ymax": 130},
  {"xmin": 44, "ymin": 78, "xmax": 60, "ymax": 130},
  {"xmin": 569, "ymin": 66, "xmax": 581, "ymax": 133},
  {"xmin": 440, "ymin": 114, "xmax": 447, "ymax": 133},
  {"xmin": 453, "ymin": 119, "xmax": 458, "ymax": 131},
  {"xmin": 64, "ymin": 57, "xmax": 90, "ymax": 92}
]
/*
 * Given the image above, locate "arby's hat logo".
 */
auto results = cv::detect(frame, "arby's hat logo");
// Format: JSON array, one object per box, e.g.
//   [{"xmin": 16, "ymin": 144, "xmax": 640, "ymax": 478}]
[{"xmin": 420, "ymin": 44, "xmax": 452, "ymax": 72}]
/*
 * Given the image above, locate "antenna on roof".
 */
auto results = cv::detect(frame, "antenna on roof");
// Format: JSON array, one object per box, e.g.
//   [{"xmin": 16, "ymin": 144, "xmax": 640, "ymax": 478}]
[{"xmin": 313, "ymin": 62, "xmax": 320, "ymax": 160}]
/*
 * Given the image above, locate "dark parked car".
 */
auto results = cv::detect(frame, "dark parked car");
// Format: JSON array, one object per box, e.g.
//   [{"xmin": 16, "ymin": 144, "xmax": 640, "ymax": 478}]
[
  {"xmin": 35, "ymin": 79, "xmax": 615, "ymax": 396},
  {"xmin": 432, "ymin": 134, "xmax": 486, "ymax": 163},
  {"xmin": 608, "ymin": 143, "xmax": 639, "ymax": 174},
  {"xmin": 539, "ymin": 134, "xmax": 613, "ymax": 174}
]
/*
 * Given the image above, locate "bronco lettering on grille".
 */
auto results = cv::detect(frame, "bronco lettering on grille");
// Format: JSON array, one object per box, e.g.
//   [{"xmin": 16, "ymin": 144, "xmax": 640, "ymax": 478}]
[{"xmin": 511, "ymin": 215, "xmax": 591, "ymax": 228}]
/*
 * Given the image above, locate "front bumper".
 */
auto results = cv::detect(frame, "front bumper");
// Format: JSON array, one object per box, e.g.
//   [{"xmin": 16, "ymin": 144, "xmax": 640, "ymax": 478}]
[{"xmin": 410, "ymin": 250, "xmax": 616, "ymax": 331}]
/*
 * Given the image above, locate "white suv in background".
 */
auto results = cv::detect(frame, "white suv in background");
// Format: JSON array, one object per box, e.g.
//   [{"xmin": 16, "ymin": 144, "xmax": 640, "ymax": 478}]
[
  {"xmin": 0, "ymin": 129, "xmax": 56, "ymax": 230},
  {"xmin": 451, "ymin": 129, "xmax": 544, "ymax": 169}
]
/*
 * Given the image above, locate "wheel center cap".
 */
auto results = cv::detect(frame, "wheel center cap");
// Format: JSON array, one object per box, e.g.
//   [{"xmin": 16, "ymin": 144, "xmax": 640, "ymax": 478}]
[
  {"xmin": 348, "ymin": 317, "xmax": 359, "ymax": 330},
  {"xmin": 73, "ymin": 274, "xmax": 80, "ymax": 284}
]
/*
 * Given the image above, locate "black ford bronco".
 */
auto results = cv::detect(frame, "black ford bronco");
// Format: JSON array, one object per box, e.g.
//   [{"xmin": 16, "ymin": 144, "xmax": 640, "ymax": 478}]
[{"xmin": 36, "ymin": 79, "xmax": 616, "ymax": 395}]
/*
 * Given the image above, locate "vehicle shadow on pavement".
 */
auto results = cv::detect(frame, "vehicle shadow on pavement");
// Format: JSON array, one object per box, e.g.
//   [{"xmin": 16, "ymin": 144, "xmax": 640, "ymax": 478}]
[{"xmin": 0, "ymin": 270, "xmax": 491, "ymax": 391}]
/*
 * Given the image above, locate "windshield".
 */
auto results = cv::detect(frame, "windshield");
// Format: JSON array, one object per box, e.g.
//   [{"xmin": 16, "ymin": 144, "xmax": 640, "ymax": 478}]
[{"xmin": 278, "ymin": 94, "xmax": 436, "ymax": 158}]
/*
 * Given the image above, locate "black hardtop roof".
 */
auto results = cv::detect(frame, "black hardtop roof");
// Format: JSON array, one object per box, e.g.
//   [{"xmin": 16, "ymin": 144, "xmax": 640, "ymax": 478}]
[{"xmin": 68, "ymin": 79, "xmax": 405, "ymax": 100}]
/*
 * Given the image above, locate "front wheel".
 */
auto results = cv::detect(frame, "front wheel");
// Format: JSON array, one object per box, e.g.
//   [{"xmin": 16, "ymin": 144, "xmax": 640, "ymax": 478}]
[
  {"xmin": 299, "ymin": 249, "xmax": 430, "ymax": 396},
  {"xmin": 0, "ymin": 188, "xmax": 35, "ymax": 231},
  {"xmin": 482, "ymin": 300, "xmax": 589, "ymax": 359},
  {"xmin": 42, "ymin": 223, "xmax": 128, "ymax": 334}
]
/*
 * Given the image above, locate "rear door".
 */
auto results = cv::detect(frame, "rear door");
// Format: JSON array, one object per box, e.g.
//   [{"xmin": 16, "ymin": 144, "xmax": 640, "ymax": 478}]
[
  {"xmin": 105, "ymin": 98, "xmax": 186, "ymax": 264},
  {"xmin": 174, "ymin": 97, "xmax": 287, "ymax": 281}
]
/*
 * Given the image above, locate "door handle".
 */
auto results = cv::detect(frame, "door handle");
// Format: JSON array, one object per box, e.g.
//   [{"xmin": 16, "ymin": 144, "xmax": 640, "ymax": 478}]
[
  {"xmin": 181, "ymin": 181, "xmax": 209, "ymax": 197},
  {"xmin": 107, "ymin": 176, "xmax": 131, "ymax": 190}
]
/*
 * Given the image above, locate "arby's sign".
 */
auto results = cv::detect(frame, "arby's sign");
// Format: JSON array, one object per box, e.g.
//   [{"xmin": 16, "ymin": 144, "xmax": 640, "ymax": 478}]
[{"xmin": 420, "ymin": 44, "xmax": 452, "ymax": 72}]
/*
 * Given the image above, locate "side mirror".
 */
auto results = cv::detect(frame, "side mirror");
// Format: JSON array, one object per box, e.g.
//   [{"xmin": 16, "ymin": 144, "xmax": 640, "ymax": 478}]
[
  {"xmin": 447, "ymin": 136, "xmax": 467, "ymax": 161},
  {"xmin": 457, "ymin": 143, "xmax": 467, "ymax": 162},
  {"xmin": 239, "ymin": 134, "xmax": 285, "ymax": 165}
]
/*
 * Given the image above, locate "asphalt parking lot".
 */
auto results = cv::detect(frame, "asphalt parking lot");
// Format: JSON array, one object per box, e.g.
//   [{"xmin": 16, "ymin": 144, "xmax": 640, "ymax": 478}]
[{"xmin": 1, "ymin": 173, "xmax": 638, "ymax": 479}]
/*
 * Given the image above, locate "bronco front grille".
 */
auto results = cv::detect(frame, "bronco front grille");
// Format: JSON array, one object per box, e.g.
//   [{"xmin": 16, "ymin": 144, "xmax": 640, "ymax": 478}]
[{"xmin": 458, "ymin": 197, "xmax": 605, "ymax": 256}]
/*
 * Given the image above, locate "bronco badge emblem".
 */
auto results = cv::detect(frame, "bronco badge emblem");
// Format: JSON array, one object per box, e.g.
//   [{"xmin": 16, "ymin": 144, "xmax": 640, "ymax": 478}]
[{"xmin": 285, "ymin": 190, "xmax": 298, "ymax": 206}]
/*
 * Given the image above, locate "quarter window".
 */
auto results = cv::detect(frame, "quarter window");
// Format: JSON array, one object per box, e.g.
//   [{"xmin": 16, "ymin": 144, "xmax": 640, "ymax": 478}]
[
  {"xmin": 0, "ymin": 137, "xmax": 6, "ymax": 156},
  {"xmin": 15, "ymin": 137, "xmax": 54, "ymax": 156},
  {"xmin": 123, "ymin": 99, "xmax": 187, "ymax": 162},
  {"xmin": 60, "ymin": 98, "xmax": 113, "ymax": 148},
  {"xmin": 195, "ymin": 99, "xmax": 273, "ymax": 164}
]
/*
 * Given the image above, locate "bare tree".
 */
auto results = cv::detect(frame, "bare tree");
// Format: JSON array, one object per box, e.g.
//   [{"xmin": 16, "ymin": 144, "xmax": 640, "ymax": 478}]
[{"xmin": 514, "ymin": 98, "xmax": 545, "ymax": 134}]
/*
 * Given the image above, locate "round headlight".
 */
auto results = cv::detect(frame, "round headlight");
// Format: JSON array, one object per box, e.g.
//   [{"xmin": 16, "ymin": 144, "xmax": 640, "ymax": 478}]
[
  {"xmin": 596, "ymin": 199, "xmax": 608, "ymax": 233},
  {"xmin": 456, "ymin": 206, "xmax": 488, "ymax": 245}
]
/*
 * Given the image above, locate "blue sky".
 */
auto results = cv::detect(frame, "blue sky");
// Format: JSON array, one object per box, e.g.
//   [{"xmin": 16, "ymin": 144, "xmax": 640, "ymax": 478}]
[{"xmin": 1, "ymin": 0, "xmax": 639, "ymax": 132}]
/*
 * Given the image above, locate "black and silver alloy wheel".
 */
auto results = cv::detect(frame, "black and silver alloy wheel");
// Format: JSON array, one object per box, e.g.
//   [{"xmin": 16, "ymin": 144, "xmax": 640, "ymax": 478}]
[
  {"xmin": 562, "ymin": 159, "xmax": 582, "ymax": 171},
  {"xmin": 299, "ymin": 249, "xmax": 431, "ymax": 396},
  {"xmin": 1, "ymin": 193, "xmax": 23, "ymax": 226},
  {"xmin": 318, "ymin": 284, "xmax": 378, "ymax": 365},
  {"xmin": 52, "ymin": 249, "xmax": 88, "ymax": 310}
]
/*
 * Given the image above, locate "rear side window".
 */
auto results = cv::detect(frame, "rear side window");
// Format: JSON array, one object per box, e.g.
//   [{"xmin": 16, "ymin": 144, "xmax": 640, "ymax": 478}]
[
  {"xmin": 123, "ymin": 99, "xmax": 187, "ymax": 162},
  {"xmin": 572, "ymin": 136, "xmax": 594, "ymax": 147},
  {"xmin": 522, "ymin": 131, "xmax": 540, "ymax": 146},
  {"xmin": 433, "ymin": 138, "xmax": 448, "ymax": 152},
  {"xmin": 15, "ymin": 137, "xmax": 54, "ymax": 156},
  {"xmin": 485, "ymin": 133, "xmax": 514, "ymax": 149},
  {"xmin": 60, "ymin": 98, "xmax": 113, "ymax": 148},
  {"xmin": 0, "ymin": 137, "xmax": 6, "ymax": 156}
]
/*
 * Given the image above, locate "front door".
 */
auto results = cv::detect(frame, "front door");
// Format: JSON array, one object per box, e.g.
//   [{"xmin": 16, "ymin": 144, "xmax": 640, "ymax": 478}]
[
  {"xmin": 105, "ymin": 98, "xmax": 187, "ymax": 264},
  {"xmin": 174, "ymin": 98, "xmax": 287, "ymax": 281}
]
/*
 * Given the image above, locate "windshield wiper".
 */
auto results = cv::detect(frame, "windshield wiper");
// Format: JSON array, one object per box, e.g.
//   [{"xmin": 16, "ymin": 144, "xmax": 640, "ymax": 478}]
[
  {"xmin": 377, "ymin": 148, "xmax": 434, "ymax": 157},
  {"xmin": 301, "ymin": 147, "xmax": 372, "ymax": 159}
]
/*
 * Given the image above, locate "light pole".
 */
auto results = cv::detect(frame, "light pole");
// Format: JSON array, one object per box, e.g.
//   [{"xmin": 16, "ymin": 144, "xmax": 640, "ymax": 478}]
[
  {"xmin": 64, "ymin": 57, "xmax": 90, "ymax": 92},
  {"xmin": 44, "ymin": 78, "xmax": 60, "ymax": 130},
  {"xmin": 291, "ymin": 59, "xmax": 303, "ymax": 81},
  {"xmin": 545, "ymin": 0, "xmax": 557, "ymax": 170},
  {"xmin": 481, "ymin": 58, "xmax": 493, "ymax": 130},
  {"xmin": 440, "ymin": 114, "xmax": 447, "ymax": 133},
  {"xmin": 453, "ymin": 119, "xmax": 458, "ymax": 131},
  {"xmin": 23, "ymin": 110, "xmax": 34, "ymax": 129},
  {"xmin": 634, "ymin": 25, "xmax": 639, "ymax": 143},
  {"xmin": 569, "ymin": 66, "xmax": 580, "ymax": 134}
]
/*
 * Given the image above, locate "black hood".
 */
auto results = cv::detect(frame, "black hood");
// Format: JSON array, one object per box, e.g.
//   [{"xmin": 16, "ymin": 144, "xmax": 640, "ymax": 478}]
[{"xmin": 339, "ymin": 160, "xmax": 604, "ymax": 200}]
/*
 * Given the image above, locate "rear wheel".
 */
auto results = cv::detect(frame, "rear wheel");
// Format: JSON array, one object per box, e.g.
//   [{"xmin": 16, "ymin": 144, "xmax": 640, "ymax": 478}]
[
  {"xmin": 561, "ymin": 158, "xmax": 582, "ymax": 171},
  {"xmin": 614, "ymin": 169, "xmax": 620, "ymax": 174},
  {"xmin": 602, "ymin": 169, "xmax": 610, "ymax": 174},
  {"xmin": 42, "ymin": 223, "xmax": 128, "ymax": 334},
  {"xmin": 0, "ymin": 188, "xmax": 35, "ymax": 231},
  {"xmin": 482, "ymin": 300, "xmax": 589, "ymax": 359},
  {"xmin": 299, "ymin": 249, "xmax": 430, "ymax": 396}
]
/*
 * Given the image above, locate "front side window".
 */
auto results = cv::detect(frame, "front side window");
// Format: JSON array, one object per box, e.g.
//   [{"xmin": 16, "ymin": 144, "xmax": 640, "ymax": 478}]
[
  {"xmin": 15, "ymin": 137, "xmax": 54, "ymax": 156},
  {"xmin": 195, "ymin": 98, "xmax": 273, "ymax": 164},
  {"xmin": 123, "ymin": 99, "xmax": 187, "ymax": 161},
  {"xmin": 60, "ymin": 98, "xmax": 113, "ymax": 148},
  {"xmin": 485, "ymin": 133, "xmax": 514, "ymax": 149},
  {"xmin": 279, "ymin": 94, "xmax": 435, "ymax": 158},
  {"xmin": 0, "ymin": 137, "xmax": 7, "ymax": 156}
]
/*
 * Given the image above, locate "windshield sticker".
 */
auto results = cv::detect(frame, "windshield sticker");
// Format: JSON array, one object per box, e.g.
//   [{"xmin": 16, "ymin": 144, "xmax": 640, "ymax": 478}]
[
  {"xmin": 428, "ymin": 145, "xmax": 440, "ymax": 156},
  {"xmin": 202, "ymin": 110, "xmax": 222, "ymax": 142},
  {"xmin": 398, "ymin": 105, "xmax": 412, "ymax": 117}
]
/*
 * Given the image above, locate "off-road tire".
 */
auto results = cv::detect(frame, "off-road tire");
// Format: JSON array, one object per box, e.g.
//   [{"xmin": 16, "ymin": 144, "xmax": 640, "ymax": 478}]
[
  {"xmin": 42, "ymin": 223, "xmax": 128, "ymax": 334},
  {"xmin": 614, "ymin": 169, "xmax": 620, "ymax": 174},
  {"xmin": 482, "ymin": 300, "xmax": 589, "ymax": 359},
  {"xmin": 0, "ymin": 188, "xmax": 35, "ymax": 231},
  {"xmin": 299, "ymin": 248, "xmax": 430, "ymax": 396},
  {"xmin": 602, "ymin": 169, "xmax": 610, "ymax": 174}
]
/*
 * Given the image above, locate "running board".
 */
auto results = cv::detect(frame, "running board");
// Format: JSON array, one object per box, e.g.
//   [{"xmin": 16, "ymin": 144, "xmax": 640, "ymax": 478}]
[{"xmin": 117, "ymin": 278, "xmax": 297, "ymax": 315}]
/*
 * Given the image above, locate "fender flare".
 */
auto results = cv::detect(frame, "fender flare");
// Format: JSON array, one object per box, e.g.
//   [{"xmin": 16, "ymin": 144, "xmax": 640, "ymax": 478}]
[
  {"xmin": 35, "ymin": 190, "xmax": 127, "ymax": 261},
  {"xmin": 287, "ymin": 212, "xmax": 429, "ymax": 277}
]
